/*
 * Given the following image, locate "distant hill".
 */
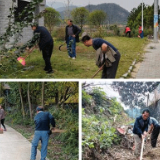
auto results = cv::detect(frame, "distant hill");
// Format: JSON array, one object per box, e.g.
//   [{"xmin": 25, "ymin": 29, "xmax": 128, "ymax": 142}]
[
  {"xmin": 85, "ymin": 3, "xmax": 129, "ymax": 24},
  {"xmin": 47, "ymin": 3, "xmax": 129, "ymax": 24},
  {"xmin": 56, "ymin": 5, "xmax": 78, "ymax": 12}
]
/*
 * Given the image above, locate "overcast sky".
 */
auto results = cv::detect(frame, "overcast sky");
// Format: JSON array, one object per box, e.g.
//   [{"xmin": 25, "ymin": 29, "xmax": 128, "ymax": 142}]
[{"xmin": 47, "ymin": 0, "xmax": 155, "ymax": 12}]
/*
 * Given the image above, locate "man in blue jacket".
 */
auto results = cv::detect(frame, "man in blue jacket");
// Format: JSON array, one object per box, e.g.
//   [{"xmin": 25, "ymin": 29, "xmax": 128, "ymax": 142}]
[
  {"xmin": 30, "ymin": 106, "xmax": 55, "ymax": 160},
  {"xmin": 29, "ymin": 23, "xmax": 54, "ymax": 74},
  {"xmin": 133, "ymin": 109, "xmax": 150, "ymax": 158},
  {"xmin": 65, "ymin": 19, "xmax": 81, "ymax": 59}
]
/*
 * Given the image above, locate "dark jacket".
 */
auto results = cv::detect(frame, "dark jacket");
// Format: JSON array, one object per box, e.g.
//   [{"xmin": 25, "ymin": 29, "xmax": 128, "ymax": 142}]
[
  {"xmin": 34, "ymin": 111, "xmax": 55, "ymax": 131},
  {"xmin": 65, "ymin": 24, "xmax": 81, "ymax": 43},
  {"xmin": 133, "ymin": 115, "xmax": 150, "ymax": 137},
  {"xmin": 32, "ymin": 26, "xmax": 53, "ymax": 50}
]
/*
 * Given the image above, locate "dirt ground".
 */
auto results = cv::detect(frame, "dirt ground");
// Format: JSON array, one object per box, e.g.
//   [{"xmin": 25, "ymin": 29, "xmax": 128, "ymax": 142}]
[{"xmin": 107, "ymin": 135, "xmax": 160, "ymax": 160}]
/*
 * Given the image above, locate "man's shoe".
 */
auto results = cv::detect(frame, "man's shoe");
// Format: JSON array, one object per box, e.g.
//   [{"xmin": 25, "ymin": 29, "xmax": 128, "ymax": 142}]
[
  {"xmin": 46, "ymin": 70, "xmax": 54, "ymax": 74},
  {"xmin": 72, "ymin": 57, "xmax": 76, "ymax": 59}
]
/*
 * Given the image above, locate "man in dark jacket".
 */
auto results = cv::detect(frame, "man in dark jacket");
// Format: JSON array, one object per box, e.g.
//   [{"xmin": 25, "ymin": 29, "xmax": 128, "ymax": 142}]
[
  {"xmin": 81, "ymin": 33, "xmax": 121, "ymax": 78},
  {"xmin": 29, "ymin": 23, "xmax": 54, "ymax": 73},
  {"xmin": 148, "ymin": 117, "xmax": 160, "ymax": 148},
  {"xmin": 65, "ymin": 19, "xmax": 81, "ymax": 59},
  {"xmin": 133, "ymin": 109, "xmax": 150, "ymax": 158},
  {"xmin": 30, "ymin": 106, "xmax": 55, "ymax": 160}
]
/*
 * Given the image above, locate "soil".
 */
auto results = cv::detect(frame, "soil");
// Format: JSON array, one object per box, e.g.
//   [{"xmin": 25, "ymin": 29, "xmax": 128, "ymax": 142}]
[{"xmin": 106, "ymin": 136, "xmax": 160, "ymax": 160}]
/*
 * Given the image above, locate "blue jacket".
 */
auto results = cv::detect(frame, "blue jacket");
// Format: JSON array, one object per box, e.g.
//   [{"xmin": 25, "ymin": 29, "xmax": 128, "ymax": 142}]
[
  {"xmin": 34, "ymin": 111, "xmax": 55, "ymax": 131},
  {"xmin": 133, "ymin": 115, "xmax": 149, "ymax": 137}
]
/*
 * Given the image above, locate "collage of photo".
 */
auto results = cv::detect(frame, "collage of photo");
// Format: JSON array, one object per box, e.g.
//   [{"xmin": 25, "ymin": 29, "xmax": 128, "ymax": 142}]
[{"xmin": 0, "ymin": 0, "xmax": 160, "ymax": 160}]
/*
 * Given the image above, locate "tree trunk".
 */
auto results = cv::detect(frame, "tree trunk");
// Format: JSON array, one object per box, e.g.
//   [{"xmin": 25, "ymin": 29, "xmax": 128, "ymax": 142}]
[
  {"xmin": 27, "ymin": 82, "xmax": 32, "ymax": 120},
  {"xmin": 18, "ymin": 83, "xmax": 25, "ymax": 119},
  {"xmin": 42, "ymin": 82, "xmax": 45, "ymax": 108},
  {"xmin": 55, "ymin": 89, "xmax": 59, "ymax": 105}
]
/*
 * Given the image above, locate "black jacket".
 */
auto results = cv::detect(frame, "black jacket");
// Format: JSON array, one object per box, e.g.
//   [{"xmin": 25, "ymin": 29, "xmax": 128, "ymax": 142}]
[
  {"xmin": 65, "ymin": 24, "xmax": 81, "ymax": 43},
  {"xmin": 133, "ymin": 115, "xmax": 150, "ymax": 137},
  {"xmin": 33, "ymin": 26, "xmax": 53, "ymax": 50}
]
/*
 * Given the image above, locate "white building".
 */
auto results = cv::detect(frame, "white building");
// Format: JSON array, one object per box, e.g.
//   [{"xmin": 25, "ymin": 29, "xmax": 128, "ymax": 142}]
[{"xmin": 0, "ymin": 0, "xmax": 46, "ymax": 45}]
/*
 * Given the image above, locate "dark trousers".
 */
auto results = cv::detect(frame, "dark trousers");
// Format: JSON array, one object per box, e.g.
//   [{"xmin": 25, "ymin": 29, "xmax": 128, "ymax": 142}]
[
  {"xmin": 151, "ymin": 124, "xmax": 160, "ymax": 147},
  {"xmin": 1, "ymin": 118, "xmax": 6, "ymax": 130},
  {"xmin": 101, "ymin": 51, "xmax": 121, "ymax": 78},
  {"xmin": 42, "ymin": 42, "xmax": 54, "ymax": 71},
  {"xmin": 126, "ymin": 31, "xmax": 131, "ymax": 37}
]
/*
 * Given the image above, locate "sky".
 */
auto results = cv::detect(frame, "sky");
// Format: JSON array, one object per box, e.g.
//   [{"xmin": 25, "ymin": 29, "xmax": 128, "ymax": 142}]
[
  {"xmin": 84, "ymin": 81, "xmax": 129, "ymax": 110},
  {"xmin": 46, "ymin": 0, "xmax": 155, "ymax": 12}
]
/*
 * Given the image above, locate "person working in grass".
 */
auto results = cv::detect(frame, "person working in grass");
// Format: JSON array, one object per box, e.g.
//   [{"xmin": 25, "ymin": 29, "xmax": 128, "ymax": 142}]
[
  {"xmin": 81, "ymin": 33, "xmax": 121, "ymax": 78},
  {"xmin": 27, "ymin": 22, "xmax": 54, "ymax": 74},
  {"xmin": 133, "ymin": 109, "xmax": 150, "ymax": 158},
  {"xmin": 30, "ymin": 106, "xmax": 55, "ymax": 160},
  {"xmin": 65, "ymin": 19, "xmax": 81, "ymax": 59},
  {"xmin": 148, "ymin": 117, "xmax": 160, "ymax": 148},
  {"xmin": 0, "ymin": 105, "xmax": 6, "ymax": 131}
]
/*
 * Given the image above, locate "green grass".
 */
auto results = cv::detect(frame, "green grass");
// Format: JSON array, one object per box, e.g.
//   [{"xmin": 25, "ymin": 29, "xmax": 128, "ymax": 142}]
[{"xmin": 0, "ymin": 37, "xmax": 148, "ymax": 78}]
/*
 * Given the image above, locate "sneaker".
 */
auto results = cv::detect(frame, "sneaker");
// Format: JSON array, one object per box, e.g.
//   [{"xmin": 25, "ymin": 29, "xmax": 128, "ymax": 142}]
[
  {"xmin": 46, "ymin": 69, "xmax": 54, "ymax": 74},
  {"xmin": 72, "ymin": 57, "xmax": 76, "ymax": 59},
  {"xmin": 4, "ymin": 129, "xmax": 7, "ymax": 131},
  {"xmin": 68, "ymin": 56, "xmax": 71, "ymax": 58}
]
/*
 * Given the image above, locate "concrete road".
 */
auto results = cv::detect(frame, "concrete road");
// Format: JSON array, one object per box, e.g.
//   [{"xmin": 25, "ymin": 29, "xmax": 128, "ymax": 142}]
[
  {"xmin": 0, "ymin": 125, "xmax": 41, "ymax": 160},
  {"xmin": 136, "ymin": 40, "xmax": 160, "ymax": 78}
]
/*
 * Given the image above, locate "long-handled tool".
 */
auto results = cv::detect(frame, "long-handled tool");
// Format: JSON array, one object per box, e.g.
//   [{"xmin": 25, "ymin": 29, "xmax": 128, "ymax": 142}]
[
  {"xmin": 52, "ymin": 128, "xmax": 66, "ymax": 133},
  {"xmin": 140, "ymin": 138, "xmax": 145, "ymax": 160},
  {"xmin": 17, "ymin": 46, "xmax": 35, "ymax": 66},
  {"xmin": 92, "ymin": 63, "xmax": 105, "ymax": 79}
]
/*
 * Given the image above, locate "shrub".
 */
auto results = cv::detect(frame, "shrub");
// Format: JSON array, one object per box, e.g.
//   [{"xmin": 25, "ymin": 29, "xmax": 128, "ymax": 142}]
[{"xmin": 52, "ymin": 27, "xmax": 65, "ymax": 41}]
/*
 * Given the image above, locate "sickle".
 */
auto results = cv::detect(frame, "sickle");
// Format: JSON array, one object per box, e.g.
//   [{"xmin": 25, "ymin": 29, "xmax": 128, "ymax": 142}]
[{"xmin": 59, "ymin": 42, "xmax": 66, "ymax": 51}]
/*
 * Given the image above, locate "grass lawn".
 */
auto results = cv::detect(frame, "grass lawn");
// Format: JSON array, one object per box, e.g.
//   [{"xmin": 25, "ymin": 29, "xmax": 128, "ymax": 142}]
[{"xmin": 0, "ymin": 37, "xmax": 148, "ymax": 78}]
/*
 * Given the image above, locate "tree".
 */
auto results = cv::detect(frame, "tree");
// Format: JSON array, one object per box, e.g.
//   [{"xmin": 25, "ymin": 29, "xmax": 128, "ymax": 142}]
[
  {"xmin": 111, "ymin": 82, "xmax": 160, "ymax": 108},
  {"xmin": 27, "ymin": 82, "xmax": 32, "ymax": 120},
  {"xmin": 44, "ymin": 7, "xmax": 61, "ymax": 33},
  {"xmin": 42, "ymin": 82, "xmax": 45, "ymax": 107},
  {"xmin": 64, "ymin": 0, "xmax": 72, "ymax": 19},
  {"xmin": 71, "ymin": 7, "xmax": 89, "ymax": 30},
  {"xmin": 88, "ymin": 10, "xmax": 107, "ymax": 27},
  {"xmin": 18, "ymin": 83, "xmax": 25, "ymax": 119}
]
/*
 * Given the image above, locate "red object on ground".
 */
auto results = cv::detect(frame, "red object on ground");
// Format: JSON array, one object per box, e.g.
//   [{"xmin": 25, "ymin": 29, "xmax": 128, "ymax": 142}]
[
  {"xmin": 0, "ymin": 128, "xmax": 3, "ymax": 134},
  {"xmin": 125, "ymin": 27, "xmax": 131, "ymax": 33},
  {"xmin": 117, "ymin": 127, "xmax": 125, "ymax": 135},
  {"xmin": 17, "ymin": 57, "xmax": 26, "ymax": 66}
]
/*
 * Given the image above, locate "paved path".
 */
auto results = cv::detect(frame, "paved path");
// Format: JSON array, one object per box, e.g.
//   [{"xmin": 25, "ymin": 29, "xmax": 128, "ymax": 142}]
[
  {"xmin": 136, "ymin": 40, "xmax": 160, "ymax": 78},
  {"xmin": 0, "ymin": 125, "xmax": 41, "ymax": 160}
]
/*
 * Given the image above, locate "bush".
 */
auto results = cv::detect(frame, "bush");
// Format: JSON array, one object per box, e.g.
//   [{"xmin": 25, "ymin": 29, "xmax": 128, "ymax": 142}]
[
  {"xmin": 52, "ymin": 27, "xmax": 65, "ymax": 41},
  {"xmin": 82, "ymin": 90, "xmax": 92, "ymax": 106}
]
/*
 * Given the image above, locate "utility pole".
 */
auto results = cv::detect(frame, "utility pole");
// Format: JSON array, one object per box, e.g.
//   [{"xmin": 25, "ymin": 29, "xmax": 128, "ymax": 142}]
[
  {"xmin": 154, "ymin": 0, "xmax": 159, "ymax": 43},
  {"xmin": 141, "ymin": 0, "xmax": 144, "ymax": 38}
]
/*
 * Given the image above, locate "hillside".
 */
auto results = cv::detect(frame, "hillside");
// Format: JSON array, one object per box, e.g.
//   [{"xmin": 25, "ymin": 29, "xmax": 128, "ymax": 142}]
[
  {"xmin": 58, "ymin": 3, "xmax": 129, "ymax": 24},
  {"xmin": 85, "ymin": 3, "xmax": 129, "ymax": 24}
]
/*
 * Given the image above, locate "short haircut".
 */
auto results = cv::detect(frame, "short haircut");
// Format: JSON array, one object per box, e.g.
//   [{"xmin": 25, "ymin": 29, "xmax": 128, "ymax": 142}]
[
  {"xmin": 31, "ymin": 22, "xmax": 38, "ymax": 27},
  {"xmin": 36, "ymin": 106, "xmax": 44, "ymax": 111},
  {"xmin": 142, "ymin": 109, "xmax": 150, "ymax": 114},
  {"xmin": 68, "ymin": 19, "xmax": 73, "ymax": 23},
  {"xmin": 81, "ymin": 35, "xmax": 91, "ymax": 42}
]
